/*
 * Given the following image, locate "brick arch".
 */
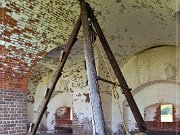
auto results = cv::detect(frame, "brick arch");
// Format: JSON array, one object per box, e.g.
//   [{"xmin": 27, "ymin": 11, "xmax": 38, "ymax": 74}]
[
  {"xmin": 31, "ymin": 71, "xmax": 71, "ymax": 126},
  {"xmin": 0, "ymin": 42, "xmax": 60, "ymax": 92},
  {"xmin": 0, "ymin": 0, "xmax": 77, "ymax": 92},
  {"xmin": 28, "ymin": 39, "xmax": 87, "ymax": 104},
  {"xmin": 27, "ymin": 44, "xmax": 66, "ymax": 103},
  {"xmin": 122, "ymin": 81, "xmax": 180, "ymax": 133}
]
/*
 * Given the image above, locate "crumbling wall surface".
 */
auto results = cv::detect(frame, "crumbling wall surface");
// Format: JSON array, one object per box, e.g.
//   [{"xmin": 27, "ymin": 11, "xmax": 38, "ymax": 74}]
[
  {"xmin": 122, "ymin": 46, "xmax": 180, "ymax": 89},
  {"xmin": 125, "ymin": 82, "xmax": 180, "ymax": 133},
  {"xmin": 0, "ymin": 0, "xmax": 79, "ymax": 134},
  {"xmin": 0, "ymin": 0, "xmax": 80, "ymax": 91},
  {"xmin": 93, "ymin": 37, "xmax": 132, "ymax": 135},
  {"xmin": 62, "ymin": 43, "xmax": 93, "ymax": 135},
  {"xmin": 145, "ymin": 103, "xmax": 180, "ymax": 132},
  {"xmin": 0, "ymin": 0, "xmax": 177, "ymax": 134},
  {"xmin": 27, "ymin": 42, "xmax": 93, "ymax": 134},
  {"xmin": 121, "ymin": 46, "xmax": 180, "ymax": 133},
  {"xmin": 46, "ymin": 93, "xmax": 72, "ymax": 132}
]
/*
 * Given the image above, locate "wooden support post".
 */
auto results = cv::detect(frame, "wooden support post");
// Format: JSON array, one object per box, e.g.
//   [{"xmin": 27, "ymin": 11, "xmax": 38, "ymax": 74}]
[
  {"xmin": 80, "ymin": 1, "xmax": 106, "ymax": 135},
  {"xmin": 28, "ymin": 16, "xmax": 82, "ymax": 135},
  {"xmin": 88, "ymin": 5, "xmax": 148, "ymax": 133}
]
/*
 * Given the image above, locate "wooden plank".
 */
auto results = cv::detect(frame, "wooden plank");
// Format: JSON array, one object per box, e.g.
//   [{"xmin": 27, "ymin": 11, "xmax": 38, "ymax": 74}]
[
  {"xmin": 28, "ymin": 15, "xmax": 82, "ymax": 135},
  {"xmin": 88, "ymin": 4, "xmax": 149, "ymax": 133},
  {"xmin": 80, "ymin": 1, "xmax": 106, "ymax": 135}
]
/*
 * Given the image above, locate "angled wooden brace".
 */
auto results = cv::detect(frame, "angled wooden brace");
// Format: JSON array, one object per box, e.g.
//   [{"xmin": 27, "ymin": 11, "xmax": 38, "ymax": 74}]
[
  {"xmin": 87, "ymin": 3, "xmax": 150, "ymax": 134},
  {"xmin": 28, "ymin": 15, "xmax": 82, "ymax": 135}
]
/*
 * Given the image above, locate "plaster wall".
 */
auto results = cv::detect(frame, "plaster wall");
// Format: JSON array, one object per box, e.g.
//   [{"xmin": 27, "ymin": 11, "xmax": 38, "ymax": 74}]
[
  {"xmin": 122, "ymin": 46, "xmax": 179, "ymax": 89},
  {"xmin": 121, "ymin": 46, "xmax": 180, "ymax": 132},
  {"xmin": 124, "ymin": 82, "xmax": 180, "ymax": 132},
  {"xmin": 28, "ymin": 45, "xmax": 180, "ymax": 134},
  {"xmin": 33, "ymin": 71, "xmax": 51, "ymax": 129},
  {"xmin": 28, "ymin": 71, "xmax": 73, "ymax": 132},
  {"xmin": 0, "ymin": 0, "xmax": 178, "ymax": 134},
  {"xmin": 95, "ymin": 38, "xmax": 125, "ymax": 134},
  {"xmin": 28, "ymin": 43, "xmax": 93, "ymax": 134},
  {"xmin": 47, "ymin": 93, "xmax": 72, "ymax": 131}
]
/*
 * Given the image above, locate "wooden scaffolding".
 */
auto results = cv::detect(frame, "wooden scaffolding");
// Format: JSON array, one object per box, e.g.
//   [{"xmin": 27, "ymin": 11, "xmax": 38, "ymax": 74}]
[{"xmin": 28, "ymin": 1, "xmax": 150, "ymax": 135}]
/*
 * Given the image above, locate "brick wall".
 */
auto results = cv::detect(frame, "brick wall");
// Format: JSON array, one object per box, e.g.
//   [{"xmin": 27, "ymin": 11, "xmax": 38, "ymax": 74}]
[
  {"xmin": 0, "ymin": 89, "xmax": 27, "ymax": 135},
  {"xmin": 56, "ymin": 107, "xmax": 71, "ymax": 120},
  {"xmin": 146, "ymin": 121, "xmax": 180, "ymax": 132},
  {"xmin": 0, "ymin": 1, "xmax": 78, "ymax": 134},
  {"xmin": 0, "ymin": 0, "xmax": 79, "ymax": 91},
  {"xmin": 73, "ymin": 114, "xmax": 93, "ymax": 135},
  {"xmin": 145, "ymin": 104, "xmax": 180, "ymax": 134},
  {"xmin": 55, "ymin": 107, "xmax": 72, "ymax": 128}
]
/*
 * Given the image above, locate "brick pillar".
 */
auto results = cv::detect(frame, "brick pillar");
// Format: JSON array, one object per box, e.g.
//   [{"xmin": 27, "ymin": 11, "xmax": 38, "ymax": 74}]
[{"xmin": 0, "ymin": 89, "xmax": 27, "ymax": 135}]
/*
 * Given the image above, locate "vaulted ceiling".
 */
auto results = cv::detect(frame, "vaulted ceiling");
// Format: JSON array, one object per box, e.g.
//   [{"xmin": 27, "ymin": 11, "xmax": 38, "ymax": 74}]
[
  {"xmin": 0, "ymin": 0, "xmax": 179, "ymax": 91},
  {"xmin": 1, "ymin": 0, "xmax": 178, "ymax": 64}
]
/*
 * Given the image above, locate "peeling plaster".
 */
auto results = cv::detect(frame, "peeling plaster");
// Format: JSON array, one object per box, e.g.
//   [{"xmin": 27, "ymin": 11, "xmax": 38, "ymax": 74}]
[{"xmin": 0, "ymin": 0, "xmax": 177, "ymax": 79}]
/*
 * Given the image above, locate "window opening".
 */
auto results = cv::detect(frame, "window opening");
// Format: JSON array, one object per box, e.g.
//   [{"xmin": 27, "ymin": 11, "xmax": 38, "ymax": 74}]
[{"xmin": 160, "ymin": 104, "xmax": 173, "ymax": 122}]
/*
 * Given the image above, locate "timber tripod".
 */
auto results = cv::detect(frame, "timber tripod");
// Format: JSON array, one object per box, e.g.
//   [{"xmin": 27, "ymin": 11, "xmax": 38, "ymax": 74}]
[{"xmin": 28, "ymin": 1, "xmax": 150, "ymax": 135}]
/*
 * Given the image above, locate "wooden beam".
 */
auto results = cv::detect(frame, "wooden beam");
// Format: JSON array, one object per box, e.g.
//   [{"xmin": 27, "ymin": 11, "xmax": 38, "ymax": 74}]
[
  {"xmin": 88, "ymin": 4, "xmax": 148, "ymax": 133},
  {"xmin": 97, "ymin": 76, "xmax": 121, "ymax": 87},
  {"xmin": 28, "ymin": 15, "xmax": 82, "ymax": 135},
  {"xmin": 80, "ymin": 1, "xmax": 106, "ymax": 135}
]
